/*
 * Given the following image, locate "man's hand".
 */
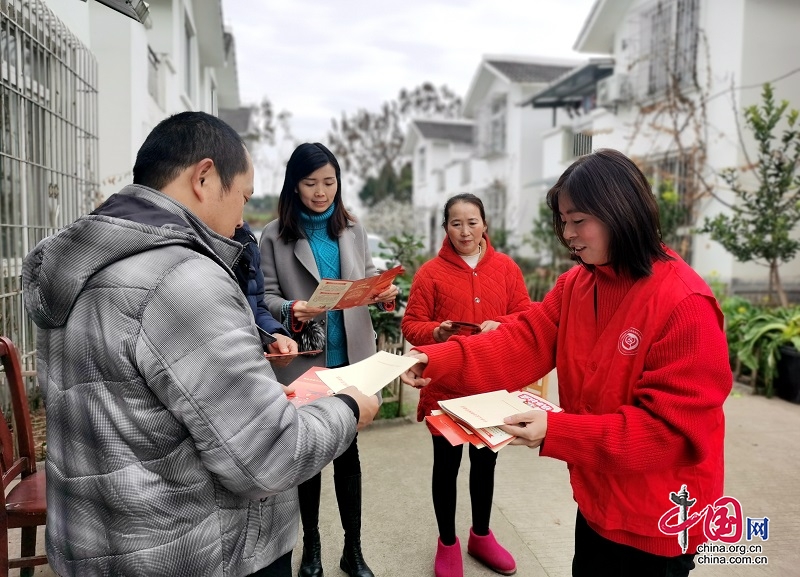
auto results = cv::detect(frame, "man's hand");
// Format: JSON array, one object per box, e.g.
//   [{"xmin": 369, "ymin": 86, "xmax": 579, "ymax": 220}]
[
  {"xmin": 293, "ymin": 300, "xmax": 327, "ymax": 323},
  {"xmin": 266, "ymin": 334, "xmax": 298, "ymax": 368},
  {"xmin": 399, "ymin": 351, "xmax": 430, "ymax": 389},
  {"xmin": 480, "ymin": 320, "xmax": 501, "ymax": 332},
  {"xmin": 499, "ymin": 410, "xmax": 548, "ymax": 448},
  {"xmin": 337, "ymin": 386, "xmax": 380, "ymax": 430}
]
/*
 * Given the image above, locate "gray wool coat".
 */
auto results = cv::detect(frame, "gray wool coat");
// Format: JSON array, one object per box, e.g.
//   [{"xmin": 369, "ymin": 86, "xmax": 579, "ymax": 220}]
[{"xmin": 259, "ymin": 218, "xmax": 379, "ymax": 384}]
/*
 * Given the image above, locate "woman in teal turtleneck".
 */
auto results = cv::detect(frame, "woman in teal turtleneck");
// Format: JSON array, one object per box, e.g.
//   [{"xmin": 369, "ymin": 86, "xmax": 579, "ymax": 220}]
[{"xmin": 259, "ymin": 143, "xmax": 398, "ymax": 577}]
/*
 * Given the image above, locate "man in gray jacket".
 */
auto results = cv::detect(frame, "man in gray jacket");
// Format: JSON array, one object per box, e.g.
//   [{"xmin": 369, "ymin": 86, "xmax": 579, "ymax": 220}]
[{"xmin": 22, "ymin": 111, "xmax": 379, "ymax": 577}]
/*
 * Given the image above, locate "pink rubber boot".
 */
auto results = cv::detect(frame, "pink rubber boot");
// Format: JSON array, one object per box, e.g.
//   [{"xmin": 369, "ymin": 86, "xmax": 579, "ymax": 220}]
[
  {"xmin": 434, "ymin": 537, "xmax": 463, "ymax": 577},
  {"xmin": 467, "ymin": 528, "xmax": 517, "ymax": 575}
]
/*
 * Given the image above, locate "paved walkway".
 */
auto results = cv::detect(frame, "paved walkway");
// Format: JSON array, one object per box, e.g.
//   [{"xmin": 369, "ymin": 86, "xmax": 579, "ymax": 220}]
[{"xmin": 15, "ymin": 379, "xmax": 800, "ymax": 576}]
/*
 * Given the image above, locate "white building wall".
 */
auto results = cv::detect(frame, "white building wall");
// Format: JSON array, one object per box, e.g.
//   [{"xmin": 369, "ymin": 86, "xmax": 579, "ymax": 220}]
[
  {"xmin": 84, "ymin": 5, "xmax": 148, "ymax": 199},
  {"xmin": 516, "ymin": 85, "xmax": 559, "ymax": 257},
  {"xmin": 550, "ymin": 0, "xmax": 800, "ymax": 288},
  {"xmin": 45, "ymin": 0, "xmax": 234, "ymax": 201},
  {"xmin": 45, "ymin": 0, "xmax": 90, "ymax": 43}
]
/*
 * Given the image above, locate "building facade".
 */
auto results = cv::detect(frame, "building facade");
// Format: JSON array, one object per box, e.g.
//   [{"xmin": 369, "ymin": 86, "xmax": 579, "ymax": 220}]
[
  {"xmin": 1, "ymin": 0, "xmax": 240, "ymax": 389},
  {"xmin": 531, "ymin": 0, "xmax": 800, "ymax": 291}
]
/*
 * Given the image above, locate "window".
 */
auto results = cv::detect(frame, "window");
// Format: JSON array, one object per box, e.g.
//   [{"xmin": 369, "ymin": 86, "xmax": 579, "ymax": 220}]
[
  {"xmin": 642, "ymin": 154, "xmax": 693, "ymax": 251},
  {"xmin": 210, "ymin": 80, "xmax": 217, "ymax": 115},
  {"xmin": 477, "ymin": 94, "xmax": 507, "ymax": 157},
  {"xmin": 417, "ymin": 146, "xmax": 425, "ymax": 181},
  {"xmin": 489, "ymin": 95, "xmax": 507, "ymax": 154},
  {"xmin": 147, "ymin": 45, "xmax": 160, "ymax": 106},
  {"xmin": 183, "ymin": 11, "xmax": 195, "ymax": 100},
  {"xmin": 460, "ymin": 160, "xmax": 470, "ymax": 185},
  {"xmin": 436, "ymin": 170, "xmax": 444, "ymax": 192},
  {"xmin": 639, "ymin": 0, "xmax": 699, "ymax": 96},
  {"xmin": 573, "ymin": 132, "xmax": 593, "ymax": 157},
  {"xmin": 484, "ymin": 180, "xmax": 506, "ymax": 231}
]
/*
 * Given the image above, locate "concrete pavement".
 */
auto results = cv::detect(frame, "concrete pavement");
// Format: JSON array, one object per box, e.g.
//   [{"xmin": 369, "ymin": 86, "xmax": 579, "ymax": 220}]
[
  {"xmin": 14, "ymin": 379, "xmax": 800, "ymax": 576},
  {"xmin": 294, "ymin": 378, "xmax": 800, "ymax": 577}
]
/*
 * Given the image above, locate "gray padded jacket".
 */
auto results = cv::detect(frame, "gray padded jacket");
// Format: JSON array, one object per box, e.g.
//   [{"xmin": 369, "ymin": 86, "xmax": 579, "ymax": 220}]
[{"xmin": 22, "ymin": 185, "xmax": 357, "ymax": 576}]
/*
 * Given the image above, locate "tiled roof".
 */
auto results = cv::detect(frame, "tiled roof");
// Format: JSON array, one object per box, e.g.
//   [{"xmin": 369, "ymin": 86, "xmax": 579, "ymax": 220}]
[
  {"xmin": 413, "ymin": 120, "xmax": 473, "ymax": 144},
  {"xmin": 487, "ymin": 60, "xmax": 575, "ymax": 84}
]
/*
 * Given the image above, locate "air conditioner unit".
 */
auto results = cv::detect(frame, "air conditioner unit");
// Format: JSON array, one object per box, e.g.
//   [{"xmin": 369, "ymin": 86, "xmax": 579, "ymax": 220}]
[{"xmin": 596, "ymin": 74, "xmax": 633, "ymax": 108}]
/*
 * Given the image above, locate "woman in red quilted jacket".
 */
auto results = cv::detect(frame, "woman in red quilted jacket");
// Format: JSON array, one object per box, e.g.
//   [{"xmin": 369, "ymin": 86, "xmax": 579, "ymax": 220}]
[
  {"xmin": 401, "ymin": 150, "xmax": 732, "ymax": 577},
  {"xmin": 401, "ymin": 193, "xmax": 530, "ymax": 577}
]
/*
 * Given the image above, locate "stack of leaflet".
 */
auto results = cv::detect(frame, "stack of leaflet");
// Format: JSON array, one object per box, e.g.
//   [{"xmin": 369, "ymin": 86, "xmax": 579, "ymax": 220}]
[{"xmin": 426, "ymin": 389, "xmax": 562, "ymax": 452}]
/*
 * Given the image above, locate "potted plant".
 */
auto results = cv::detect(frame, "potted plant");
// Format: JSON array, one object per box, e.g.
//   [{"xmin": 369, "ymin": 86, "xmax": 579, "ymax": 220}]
[
  {"xmin": 736, "ymin": 305, "xmax": 800, "ymax": 400},
  {"xmin": 721, "ymin": 296, "xmax": 759, "ymax": 372}
]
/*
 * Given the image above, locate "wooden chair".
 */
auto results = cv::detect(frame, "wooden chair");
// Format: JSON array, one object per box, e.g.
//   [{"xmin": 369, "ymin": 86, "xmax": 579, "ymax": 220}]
[
  {"xmin": 0, "ymin": 336, "xmax": 47, "ymax": 577},
  {"xmin": 522, "ymin": 373, "xmax": 550, "ymax": 400}
]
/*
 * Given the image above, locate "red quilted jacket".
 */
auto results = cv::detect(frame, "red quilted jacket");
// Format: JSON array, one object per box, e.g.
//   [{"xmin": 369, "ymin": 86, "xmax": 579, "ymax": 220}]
[{"xmin": 401, "ymin": 234, "xmax": 530, "ymax": 424}]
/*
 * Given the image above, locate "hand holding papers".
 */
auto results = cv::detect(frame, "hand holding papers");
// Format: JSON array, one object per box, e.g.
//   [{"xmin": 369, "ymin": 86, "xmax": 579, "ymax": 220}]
[
  {"xmin": 286, "ymin": 351, "xmax": 420, "ymax": 406},
  {"xmin": 317, "ymin": 351, "xmax": 420, "ymax": 396},
  {"xmin": 428, "ymin": 390, "xmax": 562, "ymax": 452},
  {"xmin": 305, "ymin": 265, "xmax": 404, "ymax": 310},
  {"xmin": 285, "ymin": 367, "xmax": 334, "ymax": 406}
]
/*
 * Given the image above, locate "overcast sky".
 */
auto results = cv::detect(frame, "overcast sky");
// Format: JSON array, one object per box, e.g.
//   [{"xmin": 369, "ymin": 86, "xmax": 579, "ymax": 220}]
[{"xmin": 223, "ymin": 0, "xmax": 599, "ymax": 144}]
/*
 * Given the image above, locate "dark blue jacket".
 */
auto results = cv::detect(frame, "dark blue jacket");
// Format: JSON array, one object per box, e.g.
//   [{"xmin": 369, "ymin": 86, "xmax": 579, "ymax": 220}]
[{"xmin": 233, "ymin": 222, "xmax": 289, "ymax": 337}]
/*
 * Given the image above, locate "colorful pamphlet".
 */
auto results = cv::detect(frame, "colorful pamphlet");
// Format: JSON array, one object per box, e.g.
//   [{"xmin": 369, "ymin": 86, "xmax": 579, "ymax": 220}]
[
  {"xmin": 429, "ymin": 389, "xmax": 562, "ymax": 452},
  {"xmin": 286, "ymin": 367, "xmax": 335, "ymax": 407},
  {"xmin": 305, "ymin": 265, "xmax": 404, "ymax": 310}
]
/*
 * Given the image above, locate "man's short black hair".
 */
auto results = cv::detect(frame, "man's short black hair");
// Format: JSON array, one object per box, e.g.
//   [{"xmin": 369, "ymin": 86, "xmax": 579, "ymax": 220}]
[{"xmin": 133, "ymin": 111, "xmax": 248, "ymax": 192}]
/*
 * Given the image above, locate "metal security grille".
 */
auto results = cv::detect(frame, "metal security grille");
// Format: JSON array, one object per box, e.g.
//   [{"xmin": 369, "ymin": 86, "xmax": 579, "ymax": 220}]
[
  {"xmin": 573, "ymin": 132, "xmax": 593, "ymax": 157},
  {"xmin": 1, "ymin": 0, "xmax": 99, "ymax": 393},
  {"xmin": 638, "ymin": 0, "xmax": 699, "ymax": 97}
]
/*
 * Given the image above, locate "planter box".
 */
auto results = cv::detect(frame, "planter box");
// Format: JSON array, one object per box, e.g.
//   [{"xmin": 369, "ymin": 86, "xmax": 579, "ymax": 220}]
[{"xmin": 775, "ymin": 346, "xmax": 800, "ymax": 404}]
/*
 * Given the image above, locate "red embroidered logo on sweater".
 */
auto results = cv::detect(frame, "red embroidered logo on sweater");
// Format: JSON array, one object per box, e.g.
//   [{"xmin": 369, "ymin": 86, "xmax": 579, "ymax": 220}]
[{"xmin": 617, "ymin": 328, "xmax": 642, "ymax": 355}]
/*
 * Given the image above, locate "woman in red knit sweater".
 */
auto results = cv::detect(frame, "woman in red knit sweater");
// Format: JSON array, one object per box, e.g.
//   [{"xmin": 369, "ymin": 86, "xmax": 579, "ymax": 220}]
[
  {"xmin": 402, "ymin": 193, "xmax": 530, "ymax": 577},
  {"xmin": 401, "ymin": 150, "xmax": 732, "ymax": 577}
]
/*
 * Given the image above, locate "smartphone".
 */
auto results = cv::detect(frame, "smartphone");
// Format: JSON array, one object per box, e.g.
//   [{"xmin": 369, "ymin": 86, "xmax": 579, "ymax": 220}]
[
  {"xmin": 449, "ymin": 321, "xmax": 481, "ymax": 336},
  {"xmin": 256, "ymin": 325, "xmax": 277, "ymax": 350}
]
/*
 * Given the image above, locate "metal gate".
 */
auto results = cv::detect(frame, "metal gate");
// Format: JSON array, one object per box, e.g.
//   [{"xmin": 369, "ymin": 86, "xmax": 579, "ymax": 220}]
[{"xmin": 1, "ymin": 0, "xmax": 99, "ymax": 399}]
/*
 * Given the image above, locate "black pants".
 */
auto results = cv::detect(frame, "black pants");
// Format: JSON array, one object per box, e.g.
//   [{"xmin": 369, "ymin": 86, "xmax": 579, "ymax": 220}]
[
  {"xmin": 248, "ymin": 551, "xmax": 292, "ymax": 577},
  {"xmin": 298, "ymin": 434, "xmax": 361, "ymax": 519},
  {"xmin": 572, "ymin": 510, "xmax": 696, "ymax": 577},
  {"xmin": 431, "ymin": 434, "xmax": 498, "ymax": 546}
]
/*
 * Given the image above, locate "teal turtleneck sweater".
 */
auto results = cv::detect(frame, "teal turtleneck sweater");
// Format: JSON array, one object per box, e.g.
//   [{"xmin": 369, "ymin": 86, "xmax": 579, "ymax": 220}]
[{"xmin": 300, "ymin": 205, "xmax": 347, "ymax": 367}]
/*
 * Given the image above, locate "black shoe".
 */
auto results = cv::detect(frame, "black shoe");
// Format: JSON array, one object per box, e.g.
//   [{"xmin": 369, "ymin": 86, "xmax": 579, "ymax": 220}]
[
  {"xmin": 339, "ymin": 540, "xmax": 374, "ymax": 577},
  {"xmin": 298, "ymin": 528, "xmax": 323, "ymax": 577},
  {"xmin": 334, "ymin": 473, "xmax": 374, "ymax": 577}
]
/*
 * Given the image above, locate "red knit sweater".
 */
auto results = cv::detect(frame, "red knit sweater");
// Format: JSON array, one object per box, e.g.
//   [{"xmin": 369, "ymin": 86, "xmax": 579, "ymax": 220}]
[
  {"xmin": 402, "ymin": 234, "xmax": 530, "ymax": 424},
  {"xmin": 416, "ymin": 253, "xmax": 731, "ymax": 556}
]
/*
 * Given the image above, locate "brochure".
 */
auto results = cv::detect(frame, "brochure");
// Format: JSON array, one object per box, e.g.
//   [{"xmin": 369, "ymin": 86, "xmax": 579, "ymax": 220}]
[
  {"xmin": 316, "ymin": 350, "xmax": 419, "ymax": 396},
  {"xmin": 286, "ymin": 351, "xmax": 420, "ymax": 404},
  {"xmin": 286, "ymin": 367, "xmax": 335, "ymax": 407},
  {"xmin": 431, "ymin": 390, "xmax": 563, "ymax": 451},
  {"xmin": 305, "ymin": 265, "xmax": 404, "ymax": 310}
]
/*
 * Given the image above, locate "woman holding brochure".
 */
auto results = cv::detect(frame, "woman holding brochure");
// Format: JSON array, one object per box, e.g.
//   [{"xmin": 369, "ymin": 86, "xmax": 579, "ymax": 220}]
[
  {"xmin": 260, "ymin": 142, "xmax": 397, "ymax": 577},
  {"xmin": 400, "ymin": 150, "xmax": 731, "ymax": 577},
  {"xmin": 401, "ymin": 193, "xmax": 530, "ymax": 577}
]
